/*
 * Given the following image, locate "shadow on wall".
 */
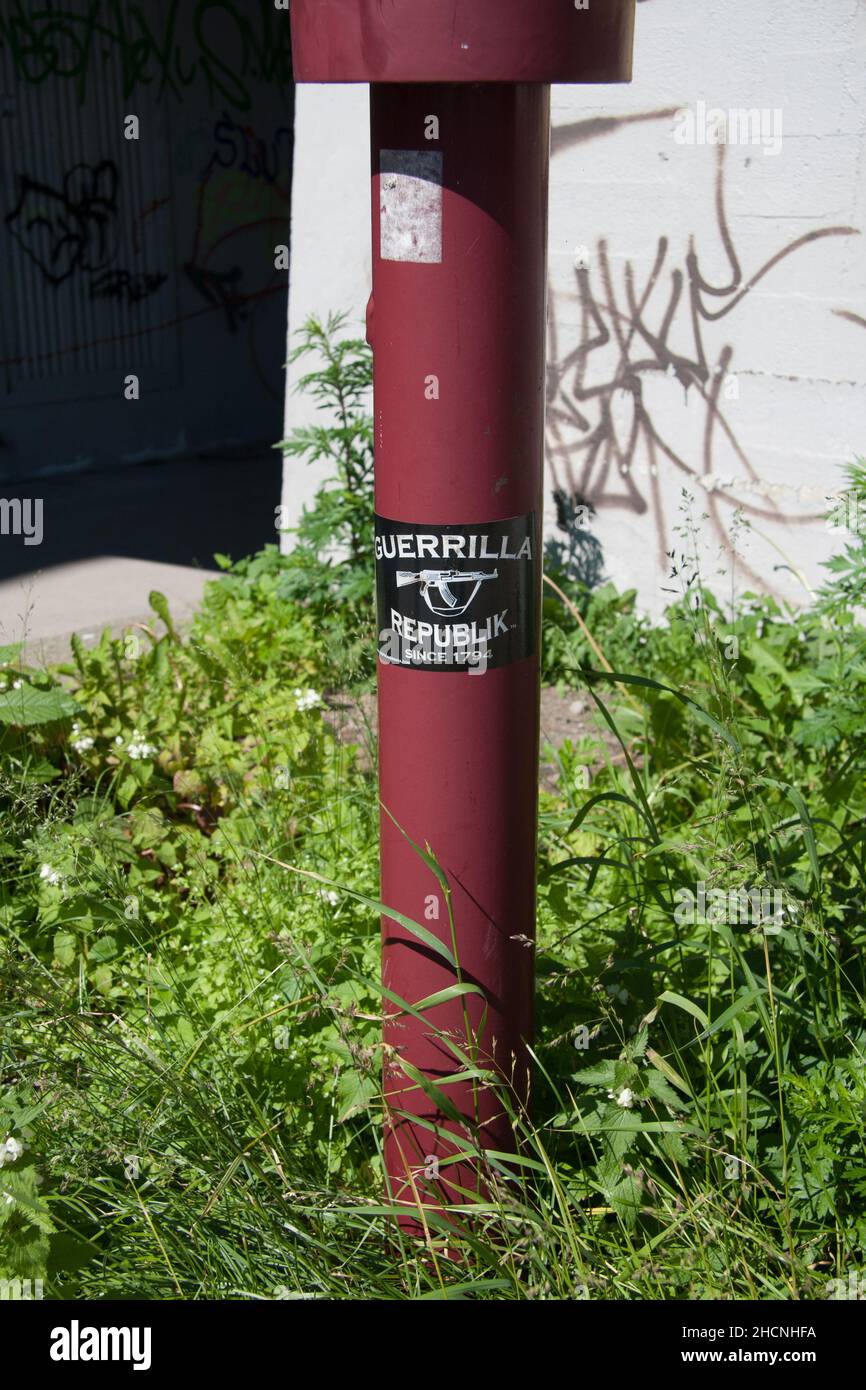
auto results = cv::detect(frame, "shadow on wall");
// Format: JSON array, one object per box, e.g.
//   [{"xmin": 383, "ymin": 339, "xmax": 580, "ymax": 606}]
[
  {"xmin": 544, "ymin": 487, "xmax": 605, "ymax": 591},
  {"xmin": 546, "ymin": 114, "xmax": 862, "ymax": 597},
  {"xmin": 0, "ymin": 451, "xmax": 283, "ymax": 583}
]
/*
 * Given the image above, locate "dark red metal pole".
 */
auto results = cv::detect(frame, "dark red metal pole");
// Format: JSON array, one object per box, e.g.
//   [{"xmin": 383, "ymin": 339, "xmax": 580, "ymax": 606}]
[
  {"xmin": 371, "ymin": 83, "xmax": 549, "ymax": 1217},
  {"xmin": 289, "ymin": 0, "xmax": 635, "ymax": 1232}
]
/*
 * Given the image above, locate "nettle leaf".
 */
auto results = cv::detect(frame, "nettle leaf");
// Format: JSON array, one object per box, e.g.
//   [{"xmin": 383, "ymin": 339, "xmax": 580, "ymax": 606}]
[
  {"xmin": 644, "ymin": 1070, "xmax": 689, "ymax": 1111},
  {"xmin": 597, "ymin": 1149, "xmax": 625, "ymax": 1192},
  {"xmin": 601, "ymin": 1105, "xmax": 643, "ymax": 1161},
  {"xmin": 658, "ymin": 1128, "xmax": 691, "ymax": 1164},
  {"xmin": 607, "ymin": 1173, "xmax": 644, "ymax": 1228},
  {"xmin": 573, "ymin": 1061, "xmax": 619, "ymax": 1087},
  {"xmin": 0, "ymin": 684, "xmax": 78, "ymax": 727},
  {"xmin": 0, "ymin": 1165, "xmax": 55, "ymax": 1280}
]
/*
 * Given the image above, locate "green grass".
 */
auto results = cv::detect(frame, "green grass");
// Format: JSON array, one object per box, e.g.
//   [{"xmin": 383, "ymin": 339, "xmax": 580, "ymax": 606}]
[
  {"xmin": 1, "ymin": 320, "xmax": 864, "ymax": 1299},
  {"xmin": 1, "ymin": 516, "xmax": 864, "ymax": 1299}
]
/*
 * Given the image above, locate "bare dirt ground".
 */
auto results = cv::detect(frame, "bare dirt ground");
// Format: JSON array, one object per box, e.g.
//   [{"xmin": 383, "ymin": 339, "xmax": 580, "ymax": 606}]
[{"xmin": 323, "ymin": 686, "xmax": 626, "ymax": 791}]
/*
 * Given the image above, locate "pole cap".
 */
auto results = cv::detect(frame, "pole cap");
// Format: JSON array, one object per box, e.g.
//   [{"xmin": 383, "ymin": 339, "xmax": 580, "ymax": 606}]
[{"xmin": 290, "ymin": 0, "xmax": 635, "ymax": 85}]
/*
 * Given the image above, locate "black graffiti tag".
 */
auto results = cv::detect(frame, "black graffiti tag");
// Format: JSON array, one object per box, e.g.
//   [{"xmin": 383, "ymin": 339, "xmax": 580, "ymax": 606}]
[
  {"xmin": 5, "ymin": 160, "xmax": 168, "ymax": 306},
  {"xmin": 546, "ymin": 135, "xmax": 859, "ymax": 579},
  {"xmin": 6, "ymin": 160, "xmax": 120, "ymax": 285},
  {"xmin": 0, "ymin": 0, "xmax": 293, "ymax": 112}
]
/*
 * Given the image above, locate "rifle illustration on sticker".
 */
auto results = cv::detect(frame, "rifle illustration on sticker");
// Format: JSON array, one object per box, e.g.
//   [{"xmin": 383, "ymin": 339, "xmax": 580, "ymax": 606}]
[{"xmin": 396, "ymin": 568, "xmax": 498, "ymax": 618}]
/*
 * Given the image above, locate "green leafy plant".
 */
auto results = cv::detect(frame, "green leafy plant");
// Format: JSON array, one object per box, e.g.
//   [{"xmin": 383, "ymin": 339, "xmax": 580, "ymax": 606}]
[
  {"xmin": 0, "ymin": 341, "xmax": 864, "ymax": 1298},
  {"xmin": 278, "ymin": 312, "xmax": 374, "ymax": 608}
]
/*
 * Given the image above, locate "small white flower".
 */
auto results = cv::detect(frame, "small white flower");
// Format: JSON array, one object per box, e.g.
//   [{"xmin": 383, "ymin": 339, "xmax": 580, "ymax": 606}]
[
  {"xmin": 71, "ymin": 736, "xmax": 95, "ymax": 754},
  {"xmin": 11, "ymin": 679, "xmax": 22, "ymax": 690},
  {"xmin": 613, "ymin": 1087, "xmax": 635, "ymax": 1109},
  {"xmin": 2, "ymin": 1192, "xmax": 13, "ymax": 1205},
  {"xmin": 319, "ymin": 889, "xmax": 339, "ymax": 907},
  {"xmin": 0, "ymin": 1136, "xmax": 24, "ymax": 1167},
  {"xmin": 293, "ymin": 688, "xmax": 322, "ymax": 713},
  {"xmin": 126, "ymin": 740, "xmax": 157, "ymax": 760},
  {"xmin": 119, "ymin": 728, "xmax": 158, "ymax": 759},
  {"xmin": 39, "ymin": 864, "xmax": 62, "ymax": 886}
]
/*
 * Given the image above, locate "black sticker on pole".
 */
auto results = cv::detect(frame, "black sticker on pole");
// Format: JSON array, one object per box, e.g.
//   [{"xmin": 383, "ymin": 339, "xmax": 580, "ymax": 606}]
[{"xmin": 375, "ymin": 513, "xmax": 537, "ymax": 672}]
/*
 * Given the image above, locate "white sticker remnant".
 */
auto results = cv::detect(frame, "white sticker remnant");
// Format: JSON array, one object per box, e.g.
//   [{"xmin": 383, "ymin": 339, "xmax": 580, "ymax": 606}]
[{"xmin": 380, "ymin": 150, "xmax": 443, "ymax": 264}]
